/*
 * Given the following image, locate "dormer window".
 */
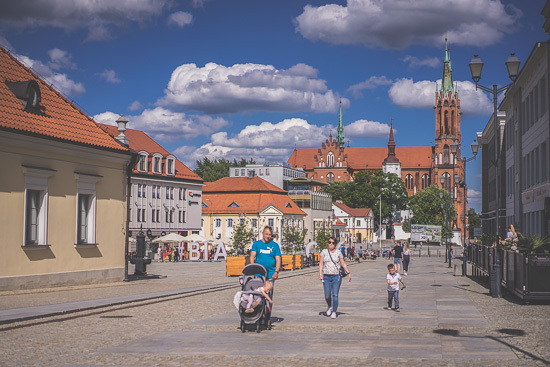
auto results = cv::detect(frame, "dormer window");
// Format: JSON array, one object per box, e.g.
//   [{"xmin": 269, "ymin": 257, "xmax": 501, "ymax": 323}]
[
  {"xmin": 166, "ymin": 155, "xmax": 175, "ymax": 175},
  {"xmin": 137, "ymin": 151, "xmax": 148, "ymax": 172},
  {"xmin": 228, "ymin": 202, "xmax": 240, "ymax": 207},
  {"xmin": 152, "ymin": 154, "xmax": 162, "ymax": 174},
  {"xmin": 6, "ymin": 80, "xmax": 42, "ymax": 110}
]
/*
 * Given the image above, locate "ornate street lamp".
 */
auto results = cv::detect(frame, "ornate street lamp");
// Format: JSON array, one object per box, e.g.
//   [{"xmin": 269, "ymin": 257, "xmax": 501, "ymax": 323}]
[{"xmin": 468, "ymin": 53, "xmax": 520, "ymax": 298}]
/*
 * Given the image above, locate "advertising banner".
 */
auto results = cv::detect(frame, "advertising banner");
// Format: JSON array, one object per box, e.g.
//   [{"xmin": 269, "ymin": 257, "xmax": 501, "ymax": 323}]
[{"xmin": 410, "ymin": 224, "xmax": 442, "ymax": 243}]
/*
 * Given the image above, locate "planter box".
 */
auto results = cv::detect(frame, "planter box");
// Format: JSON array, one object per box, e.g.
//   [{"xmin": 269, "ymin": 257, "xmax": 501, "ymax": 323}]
[
  {"xmin": 282, "ymin": 254, "xmax": 295, "ymax": 270},
  {"xmin": 294, "ymin": 254, "xmax": 303, "ymax": 269},
  {"xmin": 226, "ymin": 256, "xmax": 250, "ymax": 276}
]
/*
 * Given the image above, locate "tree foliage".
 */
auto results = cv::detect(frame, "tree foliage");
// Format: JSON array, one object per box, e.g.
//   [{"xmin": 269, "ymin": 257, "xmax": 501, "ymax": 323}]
[
  {"xmin": 194, "ymin": 157, "xmax": 256, "ymax": 182},
  {"xmin": 281, "ymin": 222, "xmax": 307, "ymax": 254},
  {"xmin": 314, "ymin": 229, "xmax": 332, "ymax": 251},
  {"xmin": 231, "ymin": 219, "xmax": 255, "ymax": 256},
  {"xmin": 321, "ymin": 170, "xmax": 408, "ymax": 225},
  {"xmin": 467, "ymin": 208, "xmax": 481, "ymax": 238},
  {"xmin": 407, "ymin": 185, "xmax": 456, "ymax": 240}
]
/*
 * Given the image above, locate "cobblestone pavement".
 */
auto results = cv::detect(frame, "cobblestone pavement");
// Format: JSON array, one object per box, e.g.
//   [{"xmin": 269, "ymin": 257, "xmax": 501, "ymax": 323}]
[{"xmin": 0, "ymin": 256, "xmax": 549, "ymax": 366}]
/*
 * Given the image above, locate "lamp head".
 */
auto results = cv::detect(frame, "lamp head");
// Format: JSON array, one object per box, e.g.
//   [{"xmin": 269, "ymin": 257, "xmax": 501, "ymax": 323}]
[
  {"xmin": 440, "ymin": 175, "xmax": 445, "ymax": 185},
  {"xmin": 469, "ymin": 54, "xmax": 483, "ymax": 83},
  {"xmin": 450, "ymin": 141, "xmax": 458, "ymax": 155},
  {"xmin": 471, "ymin": 139, "xmax": 479, "ymax": 156},
  {"xmin": 505, "ymin": 53, "xmax": 520, "ymax": 81}
]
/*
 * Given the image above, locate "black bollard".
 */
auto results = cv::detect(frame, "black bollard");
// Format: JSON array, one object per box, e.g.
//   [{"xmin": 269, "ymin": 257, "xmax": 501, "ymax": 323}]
[{"xmin": 130, "ymin": 230, "xmax": 151, "ymax": 275}]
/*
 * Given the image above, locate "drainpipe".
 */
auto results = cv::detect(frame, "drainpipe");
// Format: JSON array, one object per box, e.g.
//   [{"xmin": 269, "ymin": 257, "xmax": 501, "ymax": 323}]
[{"xmin": 124, "ymin": 152, "xmax": 139, "ymax": 281}]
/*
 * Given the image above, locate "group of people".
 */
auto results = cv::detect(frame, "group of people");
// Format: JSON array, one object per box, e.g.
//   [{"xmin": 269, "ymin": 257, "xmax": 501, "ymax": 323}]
[
  {"xmin": 247, "ymin": 225, "xmax": 411, "ymax": 319},
  {"xmin": 156, "ymin": 245, "xmax": 180, "ymax": 262}
]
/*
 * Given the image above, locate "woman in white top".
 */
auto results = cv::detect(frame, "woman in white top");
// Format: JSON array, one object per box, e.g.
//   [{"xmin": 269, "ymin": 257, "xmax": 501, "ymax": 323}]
[
  {"xmin": 402, "ymin": 243, "xmax": 411, "ymax": 276},
  {"xmin": 319, "ymin": 237, "xmax": 352, "ymax": 319}
]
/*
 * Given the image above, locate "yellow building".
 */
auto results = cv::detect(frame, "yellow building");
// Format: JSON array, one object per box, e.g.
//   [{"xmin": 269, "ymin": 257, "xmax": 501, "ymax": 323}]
[
  {"xmin": 201, "ymin": 176, "xmax": 306, "ymax": 249},
  {"xmin": 0, "ymin": 47, "xmax": 134, "ymax": 290},
  {"xmin": 332, "ymin": 202, "xmax": 374, "ymax": 244}
]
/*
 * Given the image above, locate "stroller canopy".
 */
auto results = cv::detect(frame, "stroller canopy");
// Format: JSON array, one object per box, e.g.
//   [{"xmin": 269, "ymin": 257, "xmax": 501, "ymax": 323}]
[{"xmin": 242, "ymin": 263, "xmax": 268, "ymax": 277}]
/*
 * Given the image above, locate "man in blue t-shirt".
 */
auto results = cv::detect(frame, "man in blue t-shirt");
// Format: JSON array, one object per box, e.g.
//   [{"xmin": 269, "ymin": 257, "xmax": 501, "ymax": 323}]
[{"xmin": 250, "ymin": 225, "xmax": 281, "ymax": 280}]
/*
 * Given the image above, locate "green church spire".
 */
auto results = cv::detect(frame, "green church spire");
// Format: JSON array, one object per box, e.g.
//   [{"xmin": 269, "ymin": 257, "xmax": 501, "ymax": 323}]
[
  {"xmin": 336, "ymin": 98, "xmax": 345, "ymax": 149},
  {"xmin": 441, "ymin": 37, "xmax": 454, "ymax": 93}
]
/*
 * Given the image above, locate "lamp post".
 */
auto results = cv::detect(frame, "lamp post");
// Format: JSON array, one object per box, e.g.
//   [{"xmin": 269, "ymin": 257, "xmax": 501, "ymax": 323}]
[
  {"xmin": 440, "ymin": 178, "xmax": 453, "ymax": 268},
  {"xmin": 378, "ymin": 194, "xmax": 382, "ymax": 251},
  {"xmin": 469, "ymin": 53, "xmax": 520, "ymax": 297},
  {"xmin": 450, "ymin": 140, "xmax": 479, "ymax": 276},
  {"xmin": 205, "ymin": 198, "xmax": 213, "ymax": 237}
]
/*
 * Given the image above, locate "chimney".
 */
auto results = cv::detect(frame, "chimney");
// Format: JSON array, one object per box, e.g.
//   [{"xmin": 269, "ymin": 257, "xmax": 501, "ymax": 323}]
[{"xmin": 116, "ymin": 115, "xmax": 129, "ymax": 145}]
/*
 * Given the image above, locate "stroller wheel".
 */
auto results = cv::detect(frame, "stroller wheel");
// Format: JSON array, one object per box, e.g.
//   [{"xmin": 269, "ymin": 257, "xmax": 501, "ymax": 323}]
[
  {"xmin": 256, "ymin": 322, "xmax": 261, "ymax": 333},
  {"xmin": 240, "ymin": 320, "xmax": 245, "ymax": 333}
]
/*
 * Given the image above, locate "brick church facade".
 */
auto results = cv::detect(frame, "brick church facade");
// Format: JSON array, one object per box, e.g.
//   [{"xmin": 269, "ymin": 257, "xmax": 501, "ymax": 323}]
[{"xmin": 287, "ymin": 40, "xmax": 468, "ymax": 240}]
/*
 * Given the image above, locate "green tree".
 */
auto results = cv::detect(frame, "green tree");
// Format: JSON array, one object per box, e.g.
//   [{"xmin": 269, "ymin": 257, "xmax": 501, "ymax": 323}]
[
  {"xmin": 281, "ymin": 222, "xmax": 307, "ymax": 254},
  {"xmin": 314, "ymin": 229, "xmax": 332, "ymax": 251},
  {"xmin": 321, "ymin": 170, "xmax": 408, "ymax": 226},
  {"xmin": 467, "ymin": 208, "xmax": 481, "ymax": 238},
  {"xmin": 194, "ymin": 157, "xmax": 255, "ymax": 182},
  {"xmin": 407, "ymin": 185, "xmax": 456, "ymax": 241},
  {"xmin": 231, "ymin": 219, "xmax": 255, "ymax": 256}
]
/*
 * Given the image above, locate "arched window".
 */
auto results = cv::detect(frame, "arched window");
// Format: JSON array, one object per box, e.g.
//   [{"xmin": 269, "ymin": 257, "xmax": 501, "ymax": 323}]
[
  {"xmin": 327, "ymin": 172, "xmax": 334, "ymax": 183},
  {"xmin": 405, "ymin": 174, "xmax": 414, "ymax": 190},
  {"xmin": 443, "ymin": 145, "xmax": 450, "ymax": 164},
  {"xmin": 421, "ymin": 174, "xmax": 430, "ymax": 189},
  {"xmin": 327, "ymin": 152, "xmax": 335, "ymax": 167},
  {"xmin": 440, "ymin": 172, "xmax": 451, "ymax": 192}
]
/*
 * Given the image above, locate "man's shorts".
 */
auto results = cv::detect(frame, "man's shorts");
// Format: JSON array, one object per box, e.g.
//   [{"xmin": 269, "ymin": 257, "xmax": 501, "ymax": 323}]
[{"xmin": 394, "ymin": 258, "xmax": 402, "ymax": 264}]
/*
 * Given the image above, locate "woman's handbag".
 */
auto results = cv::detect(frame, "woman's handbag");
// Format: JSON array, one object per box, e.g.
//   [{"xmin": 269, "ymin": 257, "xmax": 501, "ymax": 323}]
[{"xmin": 328, "ymin": 250, "xmax": 348, "ymax": 278}]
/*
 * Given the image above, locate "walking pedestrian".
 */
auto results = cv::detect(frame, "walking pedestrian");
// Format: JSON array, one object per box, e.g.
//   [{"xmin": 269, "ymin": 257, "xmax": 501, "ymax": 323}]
[
  {"xmin": 402, "ymin": 243, "xmax": 411, "ymax": 275},
  {"xmin": 319, "ymin": 237, "xmax": 352, "ymax": 319},
  {"xmin": 392, "ymin": 241, "xmax": 403, "ymax": 274},
  {"xmin": 386, "ymin": 263, "xmax": 406, "ymax": 311}
]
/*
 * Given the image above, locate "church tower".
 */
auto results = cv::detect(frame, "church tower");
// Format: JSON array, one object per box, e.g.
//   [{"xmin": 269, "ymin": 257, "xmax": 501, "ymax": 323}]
[
  {"xmin": 382, "ymin": 120, "xmax": 401, "ymax": 177},
  {"xmin": 433, "ymin": 38, "xmax": 466, "ymax": 238},
  {"xmin": 336, "ymin": 98, "xmax": 345, "ymax": 149}
]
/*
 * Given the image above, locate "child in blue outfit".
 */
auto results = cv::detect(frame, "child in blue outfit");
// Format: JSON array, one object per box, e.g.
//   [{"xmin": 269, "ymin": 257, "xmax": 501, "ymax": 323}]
[{"xmin": 387, "ymin": 263, "xmax": 406, "ymax": 311}]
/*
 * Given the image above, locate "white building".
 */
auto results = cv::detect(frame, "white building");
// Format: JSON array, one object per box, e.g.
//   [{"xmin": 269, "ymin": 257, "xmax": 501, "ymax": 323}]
[{"xmin": 229, "ymin": 163, "xmax": 306, "ymax": 190}]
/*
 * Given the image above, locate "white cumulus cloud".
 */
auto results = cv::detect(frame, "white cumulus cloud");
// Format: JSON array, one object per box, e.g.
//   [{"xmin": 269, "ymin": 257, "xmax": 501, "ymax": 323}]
[
  {"xmin": 347, "ymin": 76, "xmax": 393, "ymax": 98},
  {"xmin": 97, "ymin": 69, "xmax": 121, "ymax": 84},
  {"xmin": 168, "ymin": 11, "xmax": 193, "ymax": 27},
  {"xmin": 128, "ymin": 100, "xmax": 143, "ymax": 111},
  {"xmin": 16, "ymin": 54, "xmax": 85, "ymax": 96},
  {"xmin": 93, "ymin": 107, "xmax": 229, "ymax": 142},
  {"xmin": 345, "ymin": 119, "xmax": 391, "ymax": 139},
  {"xmin": 403, "ymin": 55, "xmax": 440, "ymax": 68},
  {"xmin": 157, "ymin": 62, "xmax": 348, "ymax": 114},
  {"xmin": 295, "ymin": 0, "xmax": 521, "ymax": 49},
  {"xmin": 47, "ymin": 48, "xmax": 76, "ymax": 70},
  {"xmin": 388, "ymin": 78, "xmax": 492, "ymax": 115}
]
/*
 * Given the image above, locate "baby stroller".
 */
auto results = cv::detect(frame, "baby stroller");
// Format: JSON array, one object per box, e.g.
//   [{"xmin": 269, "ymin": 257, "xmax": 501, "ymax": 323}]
[{"xmin": 237, "ymin": 263, "xmax": 272, "ymax": 333}]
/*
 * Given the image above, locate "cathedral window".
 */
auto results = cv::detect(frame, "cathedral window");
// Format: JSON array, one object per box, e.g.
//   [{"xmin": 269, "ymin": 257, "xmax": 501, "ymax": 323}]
[
  {"xmin": 327, "ymin": 172, "xmax": 334, "ymax": 183},
  {"xmin": 405, "ymin": 174, "xmax": 414, "ymax": 190},
  {"xmin": 327, "ymin": 152, "xmax": 335, "ymax": 167},
  {"xmin": 443, "ymin": 145, "xmax": 450, "ymax": 164},
  {"xmin": 421, "ymin": 174, "xmax": 430, "ymax": 189},
  {"xmin": 440, "ymin": 173, "xmax": 451, "ymax": 192}
]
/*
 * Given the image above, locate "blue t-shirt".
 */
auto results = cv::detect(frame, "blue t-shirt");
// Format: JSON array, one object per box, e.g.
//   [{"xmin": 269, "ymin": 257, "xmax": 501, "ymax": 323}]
[{"xmin": 251, "ymin": 239, "xmax": 281, "ymax": 279}]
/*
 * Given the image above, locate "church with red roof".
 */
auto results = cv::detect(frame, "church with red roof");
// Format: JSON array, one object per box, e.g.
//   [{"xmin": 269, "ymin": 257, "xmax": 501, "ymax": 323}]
[{"xmin": 287, "ymin": 40, "xmax": 467, "ymax": 240}]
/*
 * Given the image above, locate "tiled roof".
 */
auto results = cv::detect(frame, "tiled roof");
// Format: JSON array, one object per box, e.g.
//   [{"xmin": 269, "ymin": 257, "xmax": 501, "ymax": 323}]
[
  {"xmin": 203, "ymin": 176, "xmax": 287, "ymax": 194},
  {"xmin": 333, "ymin": 202, "xmax": 371, "ymax": 217},
  {"xmin": 100, "ymin": 124, "xmax": 202, "ymax": 182},
  {"xmin": 0, "ymin": 47, "xmax": 128, "ymax": 152},
  {"xmin": 202, "ymin": 193, "xmax": 306, "ymax": 216},
  {"xmin": 288, "ymin": 146, "xmax": 433, "ymax": 170}
]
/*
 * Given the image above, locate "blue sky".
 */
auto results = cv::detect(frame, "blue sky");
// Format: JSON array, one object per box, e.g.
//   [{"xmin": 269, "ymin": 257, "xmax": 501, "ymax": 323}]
[{"xmin": 1, "ymin": 0, "xmax": 548, "ymax": 212}]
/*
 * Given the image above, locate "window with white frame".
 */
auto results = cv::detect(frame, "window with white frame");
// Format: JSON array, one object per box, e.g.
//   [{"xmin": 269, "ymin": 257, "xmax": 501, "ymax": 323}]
[
  {"xmin": 23, "ymin": 167, "xmax": 54, "ymax": 246},
  {"xmin": 137, "ymin": 152, "xmax": 148, "ymax": 172},
  {"xmin": 227, "ymin": 218, "xmax": 234, "ymax": 227},
  {"xmin": 251, "ymin": 218, "xmax": 257, "ymax": 227},
  {"xmin": 74, "ymin": 173, "xmax": 101, "ymax": 244},
  {"xmin": 216, "ymin": 218, "xmax": 221, "ymax": 227},
  {"xmin": 268, "ymin": 218, "xmax": 274, "ymax": 227},
  {"xmin": 327, "ymin": 152, "xmax": 335, "ymax": 167},
  {"xmin": 152, "ymin": 154, "xmax": 162, "ymax": 173},
  {"xmin": 166, "ymin": 156, "xmax": 175, "ymax": 175}
]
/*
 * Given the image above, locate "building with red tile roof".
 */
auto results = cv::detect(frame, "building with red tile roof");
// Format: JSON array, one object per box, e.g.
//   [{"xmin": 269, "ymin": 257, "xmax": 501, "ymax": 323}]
[
  {"xmin": 100, "ymin": 123, "xmax": 203, "ymax": 240},
  {"xmin": 332, "ymin": 202, "xmax": 374, "ymax": 244},
  {"xmin": 287, "ymin": 41, "xmax": 467, "ymax": 241},
  {"xmin": 0, "ymin": 46, "xmax": 135, "ymax": 290},
  {"xmin": 201, "ymin": 176, "xmax": 306, "ymax": 249}
]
